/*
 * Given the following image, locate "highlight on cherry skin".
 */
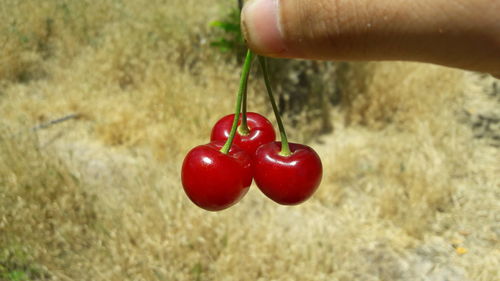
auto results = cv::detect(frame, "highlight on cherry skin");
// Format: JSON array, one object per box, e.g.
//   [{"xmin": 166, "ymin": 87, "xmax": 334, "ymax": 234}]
[
  {"xmin": 181, "ymin": 141, "xmax": 252, "ymax": 211},
  {"xmin": 253, "ymin": 141, "xmax": 323, "ymax": 205},
  {"xmin": 210, "ymin": 112, "xmax": 276, "ymax": 156}
]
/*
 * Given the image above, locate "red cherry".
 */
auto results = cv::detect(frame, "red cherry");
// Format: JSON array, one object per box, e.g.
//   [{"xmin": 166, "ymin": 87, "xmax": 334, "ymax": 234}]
[
  {"xmin": 210, "ymin": 112, "xmax": 276, "ymax": 156},
  {"xmin": 181, "ymin": 141, "xmax": 252, "ymax": 211},
  {"xmin": 253, "ymin": 142, "xmax": 323, "ymax": 205}
]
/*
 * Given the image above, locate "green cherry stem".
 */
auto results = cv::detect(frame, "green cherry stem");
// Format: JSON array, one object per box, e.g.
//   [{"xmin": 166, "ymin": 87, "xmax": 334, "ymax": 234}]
[
  {"xmin": 258, "ymin": 56, "xmax": 292, "ymax": 156},
  {"xmin": 238, "ymin": 75, "xmax": 250, "ymax": 136},
  {"xmin": 237, "ymin": 0, "xmax": 250, "ymax": 136},
  {"xmin": 220, "ymin": 49, "xmax": 254, "ymax": 154}
]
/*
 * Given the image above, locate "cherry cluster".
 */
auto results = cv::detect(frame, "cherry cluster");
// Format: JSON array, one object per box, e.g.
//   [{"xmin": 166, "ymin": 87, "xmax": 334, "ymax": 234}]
[{"xmin": 181, "ymin": 52, "xmax": 323, "ymax": 211}]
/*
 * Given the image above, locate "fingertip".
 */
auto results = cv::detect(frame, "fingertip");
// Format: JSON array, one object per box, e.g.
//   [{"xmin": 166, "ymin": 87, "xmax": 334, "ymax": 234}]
[{"xmin": 241, "ymin": 0, "xmax": 287, "ymax": 56}]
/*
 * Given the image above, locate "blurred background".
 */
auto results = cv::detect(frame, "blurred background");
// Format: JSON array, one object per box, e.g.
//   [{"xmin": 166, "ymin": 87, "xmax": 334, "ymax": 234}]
[{"xmin": 0, "ymin": 0, "xmax": 499, "ymax": 280}]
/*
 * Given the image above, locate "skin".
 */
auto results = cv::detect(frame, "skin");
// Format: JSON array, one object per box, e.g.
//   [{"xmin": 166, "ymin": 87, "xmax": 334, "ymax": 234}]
[
  {"xmin": 242, "ymin": 0, "xmax": 500, "ymax": 77},
  {"xmin": 253, "ymin": 142, "xmax": 323, "ymax": 205},
  {"xmin": 181, "ymin": 141, "xmax": 252, "ymax": 211},
  {"xmin": 211, "ymin": 112, "xmax": 276, "ymax": 156}
]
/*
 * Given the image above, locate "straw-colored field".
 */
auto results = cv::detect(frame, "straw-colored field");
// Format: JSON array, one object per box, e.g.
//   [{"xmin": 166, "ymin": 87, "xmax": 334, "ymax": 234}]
[{"xmin": 1, "ymin": 0, "xmax": 499, "ymax": 280}]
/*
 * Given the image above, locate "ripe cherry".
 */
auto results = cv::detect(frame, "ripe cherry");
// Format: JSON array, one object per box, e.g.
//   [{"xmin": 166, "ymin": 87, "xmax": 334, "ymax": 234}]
[
  {"xmin": 253, "ymin": 141, "xmax": 323, "ymax": 205},
  {"xmin": 181, "ymin": 141, "xmax": 252, "ymax": 211},
  {"xmin": 210, "ymin": 112, "xmax": 276, "ymax": 156}
]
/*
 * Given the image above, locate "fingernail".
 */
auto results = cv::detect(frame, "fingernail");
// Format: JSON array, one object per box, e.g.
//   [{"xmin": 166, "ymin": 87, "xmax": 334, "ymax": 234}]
[{"xmin": 242, "ymin": 0, "xmax": 286, "ymax": 55}]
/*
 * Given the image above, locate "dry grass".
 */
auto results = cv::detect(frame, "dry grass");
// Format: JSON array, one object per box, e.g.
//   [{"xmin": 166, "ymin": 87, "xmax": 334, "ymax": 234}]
[{"xmin": 1, "ymin": 0, "xmax": 499, "ymax": 280}]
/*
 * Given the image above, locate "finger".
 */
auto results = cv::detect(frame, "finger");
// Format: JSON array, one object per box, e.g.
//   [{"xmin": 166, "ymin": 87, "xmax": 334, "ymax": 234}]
[{"xmin": 241, "ymin": 0, "xmax": 500, "ymax": 75}]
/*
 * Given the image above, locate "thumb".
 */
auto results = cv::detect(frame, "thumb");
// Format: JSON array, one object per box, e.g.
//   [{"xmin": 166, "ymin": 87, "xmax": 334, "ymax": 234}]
[{"xmin": 241, "ymin": 0, "xmax": 500, "ymax": 75}]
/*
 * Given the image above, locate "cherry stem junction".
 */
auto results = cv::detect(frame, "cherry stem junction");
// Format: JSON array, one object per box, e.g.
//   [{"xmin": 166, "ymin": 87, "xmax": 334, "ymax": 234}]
[
  {"xmin": 220, "ymin": 49, "xmax": 254, "ymax": 154},
  {"xmin": 258, "ymin": 56, "xmax": 291, "ymax": 156}
]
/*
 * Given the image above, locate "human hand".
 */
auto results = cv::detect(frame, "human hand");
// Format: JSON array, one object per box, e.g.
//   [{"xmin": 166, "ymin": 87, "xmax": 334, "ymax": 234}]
[{"xmin": 241, "ymin": 0, "xmax": 500, "ymax": 77}]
